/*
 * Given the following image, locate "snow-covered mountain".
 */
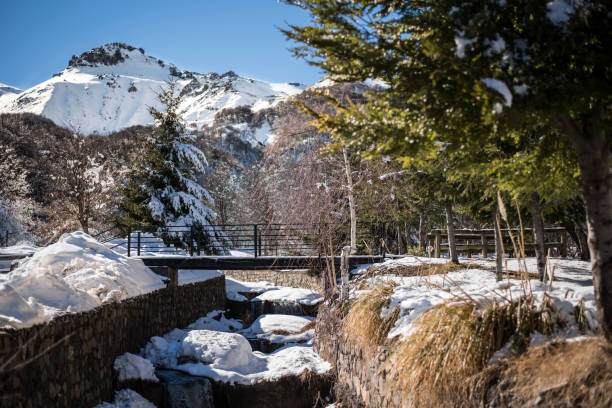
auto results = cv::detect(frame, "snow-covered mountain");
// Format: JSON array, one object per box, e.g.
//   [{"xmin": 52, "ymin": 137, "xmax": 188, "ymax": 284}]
[
  {"xmin": 0, "ymin": 83, "xmax": 22, "ymax": 97},
  {"xmin": 0, "ymin": 43, "xmax": 305, "ymax": 135}
]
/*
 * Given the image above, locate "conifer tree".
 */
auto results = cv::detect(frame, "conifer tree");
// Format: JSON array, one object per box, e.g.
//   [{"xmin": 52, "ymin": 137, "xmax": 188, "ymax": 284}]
[
  {"xmin": 116, "ymin": 83, "xmax": 223, "ymax": 253},
  {"xmin": 283, "ymin": 1, "xmax": 612, "ymax": 339}
]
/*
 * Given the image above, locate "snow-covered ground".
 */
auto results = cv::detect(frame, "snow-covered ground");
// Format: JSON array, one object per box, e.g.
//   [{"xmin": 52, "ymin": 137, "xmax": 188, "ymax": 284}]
[
  {"xmin": 0, "ymin": 232, "xmax": 165, "ymax": 329},
  {"xmin": 225, "ymin": 276, "xmax": 324, "ymax": 306},
  {"xmin": 106, "ymin": 232, "xmax": 223, "ymax": 286},
  {"xmin": 225, "ymin": 277, "xmax": 278, "ymax": 301},
  {"xmin": 0, "ymin": 242, "xmax": 38, "ymax": 255},
  {"xmin": 253, "ymin": 287, "xmax": 323, "ymax": 306},
  {"xmin": 353, "ymin": 255, "xmax": 597, "ymax": 342}
]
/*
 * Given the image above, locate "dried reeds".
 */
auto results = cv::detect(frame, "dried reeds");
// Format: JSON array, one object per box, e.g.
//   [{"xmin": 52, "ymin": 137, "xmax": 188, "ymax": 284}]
[{"xmin": 343, "ymin": 281, "xmax": 398, "ymax": 352}]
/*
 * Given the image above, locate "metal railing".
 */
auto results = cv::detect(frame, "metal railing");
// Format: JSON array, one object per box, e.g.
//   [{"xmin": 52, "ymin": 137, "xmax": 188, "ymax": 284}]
[{"xmin": 95, "ymin": 223, "xmax": 381, "ymax": 257}]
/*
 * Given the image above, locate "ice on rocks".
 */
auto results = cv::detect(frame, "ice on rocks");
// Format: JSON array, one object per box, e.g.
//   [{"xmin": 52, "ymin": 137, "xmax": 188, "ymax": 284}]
[
  {"xmin": 241, "ymin": 314, "xmax": 315, "ymax": 344},
  {"xmin": 143, "ymin": 327, "xmax": 331, "ymax": 385},
  {"xmin": 114, "ymin": 353, "xmax": 159, "ymax": 383},
  {"xmin": 94, "ymin": 389, "xmax": 155, "ymax": 408}
]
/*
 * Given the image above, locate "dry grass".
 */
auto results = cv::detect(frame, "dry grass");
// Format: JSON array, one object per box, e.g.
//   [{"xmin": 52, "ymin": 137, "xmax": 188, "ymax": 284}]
[
  {"xmin": 380, "ymin": 296, "xmax": 564, "ymax": 407},
  {"xmin": 470, "ymin": 337, "xmax": 612, "ymax": 407},
  {"xmin": 269, "ymin": 320, "xmax": 316, "ymax": 336},
  {"xmin": 343, "ymin": 281, "xmax": 398, "ymax": 352},
  {"xmin": 362, "ymin": 261, "xmax": 465, "ymax": 279}
]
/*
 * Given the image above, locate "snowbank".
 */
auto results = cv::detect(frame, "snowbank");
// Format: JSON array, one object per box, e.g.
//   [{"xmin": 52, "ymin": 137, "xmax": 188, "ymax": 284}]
[
  {"xmin": 241, "ymin": 314, "xmax": 315, "ymax": 344},
  {"xmin": 114, "ymin": 353, "xmax": 159, "ymax": 383},
  {"xmin": 94, "ymin": 389, "xmax": 155, "ymax": 408},
  {"xmin": 0, "ymin": 231, "xmax": 165, "ymax": 329}
]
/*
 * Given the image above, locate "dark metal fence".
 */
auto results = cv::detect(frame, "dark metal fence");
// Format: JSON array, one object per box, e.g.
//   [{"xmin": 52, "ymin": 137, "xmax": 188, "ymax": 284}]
[{"xmin": 95, "ymin": 223, "xmax": 381, "ymax": 257}]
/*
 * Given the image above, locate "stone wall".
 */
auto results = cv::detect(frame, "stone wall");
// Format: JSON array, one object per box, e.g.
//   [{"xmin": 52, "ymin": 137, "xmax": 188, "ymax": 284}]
[
  {"xmin": 223, "ymin": 270, "xmax": 323, "ymax": 292},
  {"xmin": 0, "ymin": 276, "xmax": 225, "ymax": 408},
  {"xmin": 314, "ymin": 300, "xmax": 398, "ymax": 408}
]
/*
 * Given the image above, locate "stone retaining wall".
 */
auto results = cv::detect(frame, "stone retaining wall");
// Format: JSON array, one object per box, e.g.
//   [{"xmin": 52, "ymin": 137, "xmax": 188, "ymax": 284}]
[
  {"xmin": 223, "ymin": 270, "xmax": 323, "ymax": 292},
  {"xmin": 0, "ymin": 276, "xmax": 225, "ymax": 408},
  {"xmin": 314, "ymin": 300, "xmax": 397, "ymax": 408}
]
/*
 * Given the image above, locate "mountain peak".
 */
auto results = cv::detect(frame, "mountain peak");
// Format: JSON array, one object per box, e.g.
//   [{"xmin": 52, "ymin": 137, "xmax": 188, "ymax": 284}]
[
  {"xmin": 0, "ymin": 83, "xmax": 22, "ymax": 97},
  {"xmin": 67, "ymin": 43, "xmax": 160, "ymax": 69}
]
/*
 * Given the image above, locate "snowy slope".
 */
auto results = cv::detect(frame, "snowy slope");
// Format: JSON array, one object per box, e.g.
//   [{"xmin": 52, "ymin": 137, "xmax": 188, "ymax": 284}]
[
  {"xmin": 0, "ymin": 82, "xmax": 22, "ymax": 97},
  {"xmin": 0, "ymin": 43, "xmax": 305, "ymax": 135}
]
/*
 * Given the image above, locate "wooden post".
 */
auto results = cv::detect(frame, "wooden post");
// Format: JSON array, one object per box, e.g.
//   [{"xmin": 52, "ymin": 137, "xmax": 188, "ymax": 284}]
[
  {"xmin": 167, "ymin": 267, "xmax": 178, "ymax": 288},
  {"xmin": 340, "ymin": 246, "xmax": 351, "ymax": 301},
  {"xmin": 127, "ymin": 227, "xmax": 132, "ymax": 257},
  {"xmin": 137, "ymin": 231, "xmax": 141, "ymax": 257},
  {"xmin": 560, "ymin": 230, "xmax": 568, "ymax": 257},
  {"xmin": 481, "ymin": 232, "xmax": 487, "ymax": 258},
  {"xmin": 434, "ymin": 231, "xmax": 441, "ymax": 258}
]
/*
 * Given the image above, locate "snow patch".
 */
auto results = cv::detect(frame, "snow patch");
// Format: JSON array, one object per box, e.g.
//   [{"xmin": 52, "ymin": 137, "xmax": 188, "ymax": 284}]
[
  {"xmin": 253, "ymin": 287, "xmax": 323, "ymax": 306},
  {"xmin": 547, "ymin": 0, "xmax": 577, "ymax": 25},
  {"xmin": 114, "ymin": 353, "xmax": 159, "ymax": 383},
  {"xmin": 481, "ymin": 78, "xmax": 513, "ymax": 108}
]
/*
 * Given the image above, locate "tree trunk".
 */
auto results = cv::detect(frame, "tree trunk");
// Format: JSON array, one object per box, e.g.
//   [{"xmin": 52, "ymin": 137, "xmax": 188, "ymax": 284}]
[
  {"xmin": 554, "ymin": 106, "xmax": 612, "ymax": 341},
  {"xmin": 445, "ymin": 204, "xmax": 458, "ymax": 263},
  {"xmin": 562, "ymin": 221, "xmax": 590, "ymax": 261},
  {"xmin": 494, "ymin": 208, "xmax": 503, "ymax": 281},
  {"xmin": 576, "ymin": 227, "xmax": 590, "ymax": 261},
  {"xmin": 418, "ymin": 211, "xmax": 424, "ymax": 249},
  {"xmin": 530, "ymin": 192, "xmax": 546, "ymax": 281},
  {"xmin": 342, "ymin": 148, "xmax": 357, "ymax": 254}
]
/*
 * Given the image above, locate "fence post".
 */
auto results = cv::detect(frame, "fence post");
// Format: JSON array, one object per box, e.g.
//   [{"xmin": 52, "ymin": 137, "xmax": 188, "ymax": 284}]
[
  {"xmin": 127, "ymin": 227, "xmax": 132, "ymax": 257},
  {"xmin": 189, "ymin": 226, "xmax": 194, "ymax": 256},
  {"xmin": 254, "ymin": 224, "xmax": 258, "ymax": 258},
  {"xmin": 434, "ymin": 230, "xmax": 441, "ymax": 258},
  {"xmin": 167, "ymin": 267, "xmax": 178, "ymax": 288},
  {"xmin": 137, "ymin": 231, "xmax": 141, "ymax": 256},
  {"xmin": 340, "ymin": 246, "xmax": 351, "ymax": 301},
  {"xmin": 481, "ymin": 232, "xmax": 487, "ymax": 258}
]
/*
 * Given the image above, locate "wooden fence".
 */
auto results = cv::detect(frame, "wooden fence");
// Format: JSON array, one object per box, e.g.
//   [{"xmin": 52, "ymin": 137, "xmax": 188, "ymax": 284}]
[{"xmin": 426, "ymin": 227, "xmax": 567, "ymax": 258}]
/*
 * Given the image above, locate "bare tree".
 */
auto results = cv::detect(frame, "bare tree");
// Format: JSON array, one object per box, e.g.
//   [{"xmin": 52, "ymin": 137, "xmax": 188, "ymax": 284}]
[{"xmin": 49, "ymin": 135, "xmax": 113, "ymax": 235}]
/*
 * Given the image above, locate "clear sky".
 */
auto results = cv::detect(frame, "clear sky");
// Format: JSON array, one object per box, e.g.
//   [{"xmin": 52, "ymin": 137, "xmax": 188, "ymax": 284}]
[{"xmin": 0, "ymin": 0, "xmax": 322, "ymax": 90}]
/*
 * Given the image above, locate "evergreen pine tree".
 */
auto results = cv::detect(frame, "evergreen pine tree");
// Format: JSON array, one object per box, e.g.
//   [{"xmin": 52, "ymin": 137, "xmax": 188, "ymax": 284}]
[{"xmin": 116, "ymin": 82, "xmax": 223, "ymax": 253}]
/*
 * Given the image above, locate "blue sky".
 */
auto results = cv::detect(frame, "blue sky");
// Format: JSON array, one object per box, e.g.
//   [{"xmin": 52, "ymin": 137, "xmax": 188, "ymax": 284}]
[{"xmin": 0, "ymin": 0, "xmax": 322, "ymax": 90}]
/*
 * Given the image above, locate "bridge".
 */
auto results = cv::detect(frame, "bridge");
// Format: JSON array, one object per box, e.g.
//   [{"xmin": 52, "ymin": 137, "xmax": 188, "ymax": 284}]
[{"xmin": 1, "ymin": 223, "xmax": 384, "ymax": 274}]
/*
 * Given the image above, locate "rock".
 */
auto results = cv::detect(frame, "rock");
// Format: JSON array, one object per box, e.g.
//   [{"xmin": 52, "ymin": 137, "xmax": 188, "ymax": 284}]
[
  {"xmin": 156, "ymin": 370, "xmax": 215, "ymax": 408},
  {"xmin": 210, "ymin": 370, "xmax": 333, "ymax": 408}
]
